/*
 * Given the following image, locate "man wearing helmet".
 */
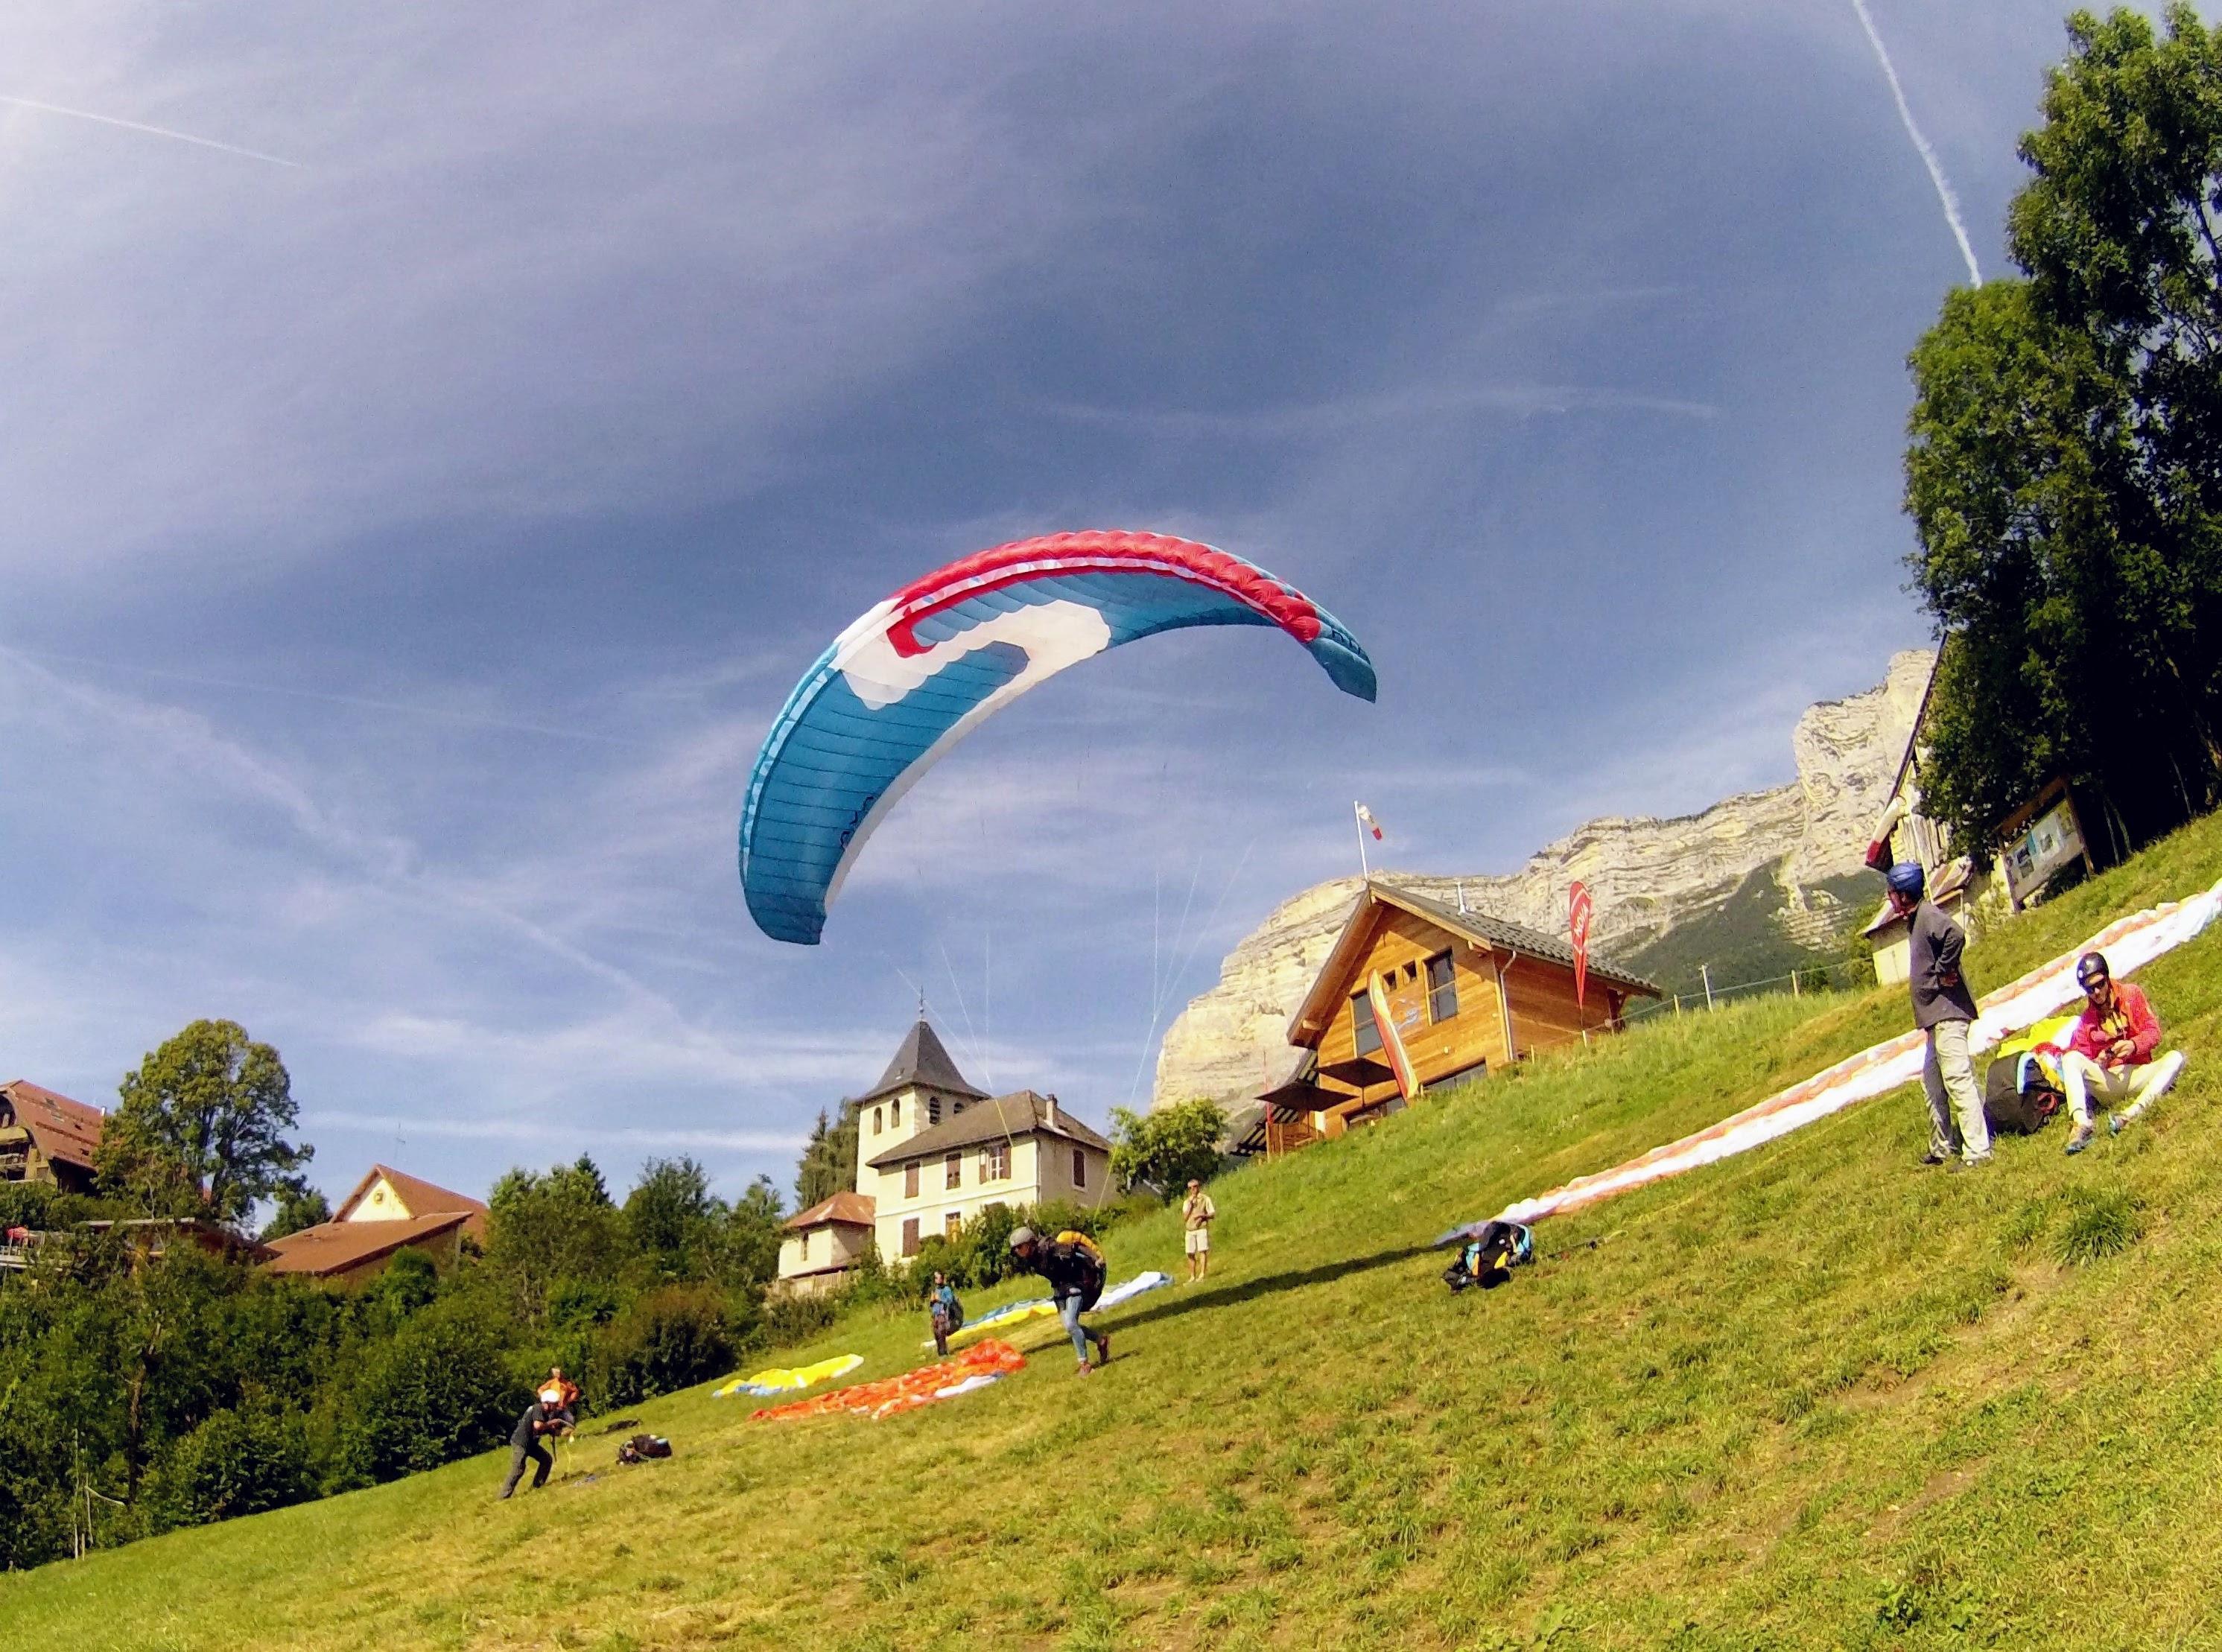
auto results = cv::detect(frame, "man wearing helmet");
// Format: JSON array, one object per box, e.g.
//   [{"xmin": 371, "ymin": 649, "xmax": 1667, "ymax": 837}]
[
  {"xmin": 2058, "ymin": 951, "xmax": 2188, "ymax": 1154},
  {"xmin": 1885, "ymin": 862, "xmax": 1990, "ymax": 1169},
  {"xmin": 1008, "ymin": 1225, "xmax": 1111, "ymax": 1375}
]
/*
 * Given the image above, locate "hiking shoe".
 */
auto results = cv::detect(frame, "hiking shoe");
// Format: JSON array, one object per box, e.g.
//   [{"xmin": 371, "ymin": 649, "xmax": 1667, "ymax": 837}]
[
  {"xmin": 1093, "ymin": 1333, "xmax": 1112, "ymax": 1366},
  {"xmin": 1947, "ymin": 1153, "xmax": 1993, "ymax": 1173},
  {"xmin": 1921, "ymin": 1149, "xmax": 1951, "ymax": 1166},
  {"xmin": 1074, "ymin": 1361, "xmax": 1092, "ymax": 1377},
  {"xmin": 2108, "ymin": 1113, "xmax": 2127, "ymax": 1137},
  {"xmin": 2066, "ymin": 1126, "xmax": 2094, "ymax": 1156}
]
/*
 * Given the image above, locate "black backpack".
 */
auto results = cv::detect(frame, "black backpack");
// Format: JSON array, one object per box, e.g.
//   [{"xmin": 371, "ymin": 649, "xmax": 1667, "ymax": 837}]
[
  {"xmin": 617, "ymin": 1434, "xmax": 672, "ymax": 1465},
  {"xmin": 1983, "ymin": 1055, "xmax": 2064, "ymax": 1136}
]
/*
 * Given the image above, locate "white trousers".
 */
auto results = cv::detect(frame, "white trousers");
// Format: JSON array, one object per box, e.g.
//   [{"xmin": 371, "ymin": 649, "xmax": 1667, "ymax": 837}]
[
  {"xmin": 2063, "ymin": 1049, "xmax": 2186, "ymax": 1128},
  {"xmin": 1923, "ymin": 1018, "xmax": 1990, "ymax": 1162}
]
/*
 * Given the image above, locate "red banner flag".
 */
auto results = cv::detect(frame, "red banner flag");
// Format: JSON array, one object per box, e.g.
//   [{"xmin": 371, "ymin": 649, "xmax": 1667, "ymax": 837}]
[{"xmin": 1569, "ymin": 881, "xmax": 1594, "ymax": 1010}]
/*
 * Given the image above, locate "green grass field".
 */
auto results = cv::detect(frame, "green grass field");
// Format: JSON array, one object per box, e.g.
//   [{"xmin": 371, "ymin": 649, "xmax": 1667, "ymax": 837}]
[{"xmin": 9, "ymin": 819, "xmax": 2222, "ymax": 1651}]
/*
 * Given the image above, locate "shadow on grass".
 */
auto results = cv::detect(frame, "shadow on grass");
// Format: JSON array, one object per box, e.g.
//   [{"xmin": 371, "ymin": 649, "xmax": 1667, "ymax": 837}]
[{"xmin": 1102, "ymin": 1243, "xmax": 1435, "ymax": 1332}]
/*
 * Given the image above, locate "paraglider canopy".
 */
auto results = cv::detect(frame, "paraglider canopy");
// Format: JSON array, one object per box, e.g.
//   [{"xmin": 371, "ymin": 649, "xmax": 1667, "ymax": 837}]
[{"xmin": 739, "ymin": 530, "xmax": 1376, "ymax": 944}]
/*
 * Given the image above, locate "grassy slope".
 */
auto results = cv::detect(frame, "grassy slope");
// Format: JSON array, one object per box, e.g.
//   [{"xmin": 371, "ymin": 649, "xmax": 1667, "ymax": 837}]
[{"xmin": 9, "ymin": 818, "xmax": 2222, "ymax": 1652}]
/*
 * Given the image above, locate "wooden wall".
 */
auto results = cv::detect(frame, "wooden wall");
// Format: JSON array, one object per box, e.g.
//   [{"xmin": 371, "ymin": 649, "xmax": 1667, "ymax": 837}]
[{"xmin": 1499, "ymin": 953, "xmax": 1624, "ymax": 1058}]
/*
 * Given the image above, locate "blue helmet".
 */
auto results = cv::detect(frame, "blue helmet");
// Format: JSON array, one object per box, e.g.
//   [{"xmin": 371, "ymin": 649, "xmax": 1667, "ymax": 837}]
[{"xmin": 1886, "ymin": 862, "xmax": 1926, "ymax": 898}]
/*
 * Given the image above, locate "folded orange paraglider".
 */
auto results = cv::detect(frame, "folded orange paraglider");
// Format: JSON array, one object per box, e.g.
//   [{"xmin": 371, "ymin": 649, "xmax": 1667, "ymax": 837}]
[{"xmin": 750, "ymin": 1339, "xmax": 1026, "ymax": 1423}]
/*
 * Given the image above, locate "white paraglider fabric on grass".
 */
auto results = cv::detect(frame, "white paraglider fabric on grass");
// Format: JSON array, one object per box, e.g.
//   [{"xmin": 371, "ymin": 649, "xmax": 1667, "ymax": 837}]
[{"xmin": 1438, "ymin": 877, "xmax": 2222, "ymax": 1244}]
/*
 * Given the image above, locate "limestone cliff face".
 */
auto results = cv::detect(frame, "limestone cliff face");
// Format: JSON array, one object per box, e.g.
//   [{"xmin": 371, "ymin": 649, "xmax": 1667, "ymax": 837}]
[{"xmin": 1150, "ymin": 649, "xmax": 1935, "ymax": 1110}]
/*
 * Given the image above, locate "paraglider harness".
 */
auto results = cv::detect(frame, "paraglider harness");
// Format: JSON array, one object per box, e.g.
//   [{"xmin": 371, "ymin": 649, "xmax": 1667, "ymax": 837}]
[
  {"xmin": 1443, "ymin": 1220, "xmax": 1534, "ymax": 1292},
  {"xmin": 617, "ymin": 1433, "xmax": 673, "ymax": 1466},
  {"xmin": 1981, "ymin": 1015, "xmax": 2075, "ymax": 1136},
  {"xmin": 1032, "ymin": 1230, "xmax": 1107, "ymax": 1312}
]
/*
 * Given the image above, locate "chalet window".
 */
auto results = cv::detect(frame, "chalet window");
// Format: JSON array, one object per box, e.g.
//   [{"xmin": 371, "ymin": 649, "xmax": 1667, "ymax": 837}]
[
  {"xmin": 901, "ymin": 1217, "xmax": 921, "ymax": 1257},
  {"xmin": 945, "ymin": 1211, "xmax": 962, "ymax": 1239},
  {"xmin": 1352, "ymin": 991, "xmax": 1383, "ymax": 1055},
  {"xmin": 945, "ymin": 1151, "xmax": 962, "ymax": 1191},
  {"xmin": 872, "ymin": 1107, "xmax": 883, "ymax": 1136},
  {"xmin": 980, "ymin": 1140, "xmax": 1009, "ymax": 1181},
  {"xmin": 904, "ymin": 1161, "xmax": 920, "ymax": 1198},
  {"xmin": 1426, "ymin": 951, "xmax": 1458, "ymax": 1022},
  {"xmin": 1072, "ymin": 1148, "xmax": 1087, "ymax": 1189}
]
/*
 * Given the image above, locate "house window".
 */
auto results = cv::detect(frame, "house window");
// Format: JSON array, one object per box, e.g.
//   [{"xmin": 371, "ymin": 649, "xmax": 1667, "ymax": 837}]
[
  {"xmin": 800, "ymin": 1229, "xmax": 811, "ymax": 1259},
  {"xmin": 945, "ymin": 1151, "xmax": 962, "ymax": 1191},
  {"xmin": 980, "ymin": 1141, "xmax": 1009, "ymax": 1181},
  {"xmin": 1426, "ymin": 951, "xmax": 1458, "ymax": 1022},
  {"xmin": 945, "ymin": 1211, "xmax": 962, "ymax": 1239},
  {"xmin": 1072, "ymin": 1148, "xmax": 1087, "ymax": 1189},
  {"xmin": 901, "ymin": 1218, "xmax": 921, "ymax": 1257},
  {"xmin": 872, "ymin": 1107, "xmax": 883, "ymax": 1135},
  {"xmin": 904, "ymin": 1162, "xmax": 920, "ymax": 1198},
  {"xmin": 1352, "ymin": 990, "xmax": 1383, "ymax": 1055}
]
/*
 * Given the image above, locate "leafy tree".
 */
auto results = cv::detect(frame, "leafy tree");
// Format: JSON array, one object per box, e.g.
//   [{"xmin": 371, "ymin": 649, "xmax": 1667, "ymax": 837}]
[
  {"xmin": 589, "ymin": 1283, "xmax": 737, "ymax": 1407},
  {"xmin": 713, "ymin": 1176, "xmax": 787, "ymax": 1290},
  {"xmin": 485, "ymin": 1156, "xmax": 626, "ymax": 1325},
  {"xmin": 259, "ymin": 1186, "xmax": 331, "ymax": 1242},
  {"xmin": 623, "ymin": 1156, "xmax": 720, "ymax": 1283},
  {"xmin": 337, "ymin": 1300, "xmax": 525, "ymax": 1484},
  {"xmin": 1108, "ymin": 1099, "xmax": 1228, "ymax": 1201},
  {"xmin": 794, "ymin": 1102, "xmax": 860, "ymax": 1207},
  {"xmin": 95, "ymin": 1020, "xmax": 314, "ymax": 1223},
  {"xmin": 1903, "ymin": 7, "xmax": 2222, "ymax": 853}
]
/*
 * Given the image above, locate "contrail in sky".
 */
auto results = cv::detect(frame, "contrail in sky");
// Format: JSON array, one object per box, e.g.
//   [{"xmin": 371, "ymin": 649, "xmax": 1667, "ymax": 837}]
[
  {"xmin": 0, "ymin": 93, "xmax": 302, "ymax": 169},
  {"xmin": 1847, "ymin": 0, "xmax": 1981, "ymax": 285}
]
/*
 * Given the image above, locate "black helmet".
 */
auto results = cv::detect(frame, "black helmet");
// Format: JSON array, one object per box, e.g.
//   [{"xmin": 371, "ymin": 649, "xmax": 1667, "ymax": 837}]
[
  {"xmin": 1006, "ymin": 1224, "xmax": 1037, "ymax": 1252},
  {"xmin": 2076, "ymin": 951, "xmax": 2111, "ymax": 990}
]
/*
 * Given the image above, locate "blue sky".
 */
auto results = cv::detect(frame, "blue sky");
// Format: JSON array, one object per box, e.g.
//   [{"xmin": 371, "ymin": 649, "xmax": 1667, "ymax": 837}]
[{"xmin": 0, "ymin": 2, "xmax": 2102, "ymax": 1207}]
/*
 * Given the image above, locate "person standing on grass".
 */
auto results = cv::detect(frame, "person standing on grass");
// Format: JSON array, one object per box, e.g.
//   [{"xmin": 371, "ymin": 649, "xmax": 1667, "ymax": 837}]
[
  {"xmin": 1885, "ymin": 862, "xmax": 1990, "ymax": 1169},
  {"xmin": 2057, "ymin": 951, "xmax": 2188, "ymax": 1154},
  {"xmin": 927, "ymin": 1270, "xmax": 962, "ymax": 1357},
  {"xmin": 1181, "ymin": 1178, "xmax": 1216, "ymax": 1283},
  {"xmin": 1008, "ymin": 1224, "xmax": 1110, "ymax": 1376},
  {"xmin": 498, "ymin": 1395, "xmax": 567, "ymax": 1499}
]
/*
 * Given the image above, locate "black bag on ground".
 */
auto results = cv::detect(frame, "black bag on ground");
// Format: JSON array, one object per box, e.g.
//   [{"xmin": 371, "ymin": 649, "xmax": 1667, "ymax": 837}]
[
  {"xmin": 617, "ymin": 1434, "xmax": 673, "ymax": 1465},
  {"xmin": 1983, "ymin": 1056, "xmax": 2064, "ymax": 1136}
]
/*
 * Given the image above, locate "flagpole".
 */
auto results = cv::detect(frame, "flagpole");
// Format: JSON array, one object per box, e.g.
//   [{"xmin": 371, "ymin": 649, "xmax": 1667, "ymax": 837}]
[{"xmin": 1353, "ymin": 801, "xmax": 1369, "ymax": 880}]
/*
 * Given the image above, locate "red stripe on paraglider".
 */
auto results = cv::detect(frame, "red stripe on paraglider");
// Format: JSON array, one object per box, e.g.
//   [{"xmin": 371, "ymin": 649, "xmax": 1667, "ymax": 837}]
[{"xmin": 881, "ymin": 530, "xmax": 1323, "ymax": 658}]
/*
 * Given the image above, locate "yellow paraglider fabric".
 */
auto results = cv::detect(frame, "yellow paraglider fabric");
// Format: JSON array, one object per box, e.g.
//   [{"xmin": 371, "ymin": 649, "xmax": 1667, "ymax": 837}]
[{"xmin": 714, "ymin": 1353, "xmax": 863, "ymax": 1399}]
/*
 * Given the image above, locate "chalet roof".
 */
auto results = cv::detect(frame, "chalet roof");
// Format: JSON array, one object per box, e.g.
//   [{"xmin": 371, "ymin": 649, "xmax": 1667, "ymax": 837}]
[
  {"xmin": 334, "ymin": 1163, "xmax": 490, "ymax": 1238},
  {"xmin": 0, "ymin": 1081, "xmax": 106, "ymax": 1171},
  {"xmin": 787, "ymin": 1189, "xmax": 877, "ymax": 1230},
  {"xmin": 866, "ymin": 1090, "xmax": 1111, "ymax": 1169},
  {"xmin": 1289, "ymin": 880, "xmax": 1661, "ymax": 1041},
  {"xmin": 850, "ymin": 1020, "xmax": 987, "ymax": 1106},
  {"xmin": 262, "ymin": 1210, "xmax": 472, "ymax": 1277}
]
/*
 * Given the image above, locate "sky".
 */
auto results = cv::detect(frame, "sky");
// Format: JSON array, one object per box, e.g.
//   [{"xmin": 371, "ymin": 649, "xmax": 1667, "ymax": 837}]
[{"xmin": 0, "ymin": 1, "xmax": 2116, "ymax": 1210}]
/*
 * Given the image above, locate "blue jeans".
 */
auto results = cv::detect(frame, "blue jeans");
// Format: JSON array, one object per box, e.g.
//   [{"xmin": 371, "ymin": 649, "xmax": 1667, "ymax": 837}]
[{"xmin": 1058, "ymin": 1292, "xmax": 1092, "ymax": 1363}]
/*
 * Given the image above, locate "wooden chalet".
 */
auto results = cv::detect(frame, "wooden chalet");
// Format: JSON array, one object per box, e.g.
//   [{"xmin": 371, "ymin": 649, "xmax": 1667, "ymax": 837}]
[
  {"xmin": 0, "ymin": 1080, "xmax": 106, "ymax": 1195},
  {"xmin": 1252, "ymin": 880, "xmax": 1659, "ymax": 1154}
]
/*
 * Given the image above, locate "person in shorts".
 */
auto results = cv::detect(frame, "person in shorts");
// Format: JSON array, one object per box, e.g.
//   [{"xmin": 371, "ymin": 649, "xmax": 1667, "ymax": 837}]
[{"xmin": 1181, "ymin": 1178, "xmax": 1216, "ymax": 1282}]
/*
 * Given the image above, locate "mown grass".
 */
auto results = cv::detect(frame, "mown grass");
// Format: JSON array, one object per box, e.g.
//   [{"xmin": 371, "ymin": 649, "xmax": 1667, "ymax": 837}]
[{"xmin": 7, "ymin": 817, "xmax": 2222, "ymax": 1651}]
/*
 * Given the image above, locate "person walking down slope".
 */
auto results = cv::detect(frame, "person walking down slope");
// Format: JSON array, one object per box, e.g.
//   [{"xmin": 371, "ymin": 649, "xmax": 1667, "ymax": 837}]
[
  {"xmin": 1886, "ymin": 862, "xmax": 1991, "ymax": 1169},
  {"xmin": 1181, "ymin": 1179, "xmax": 1216, "ymax": 1283},
  {"xmin": 2057, "ymin": 950, "xmax": 2190, "ymax": 1154},
  {"xmin": 927, "ymin": 1270, "xmax": 962, "ymax": 1358},
  {"xmin": 1009, "ymin": 1225, "xmax": 1110, "ymax": 1376},
  {"xmin": 498, "ymin": 1397, "xmax": 568, "ymax": 1499}
]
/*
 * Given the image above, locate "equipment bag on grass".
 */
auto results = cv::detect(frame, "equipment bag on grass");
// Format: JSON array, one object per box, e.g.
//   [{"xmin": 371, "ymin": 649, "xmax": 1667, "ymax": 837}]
[{"xmin": 1983, "ymin": 1057, "xmax": 2064, "ymax": 1135}]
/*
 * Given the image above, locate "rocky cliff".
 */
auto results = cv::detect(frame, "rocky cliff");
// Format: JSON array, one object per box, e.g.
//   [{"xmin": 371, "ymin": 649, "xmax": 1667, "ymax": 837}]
[{"xmin": 1149, "ymin": 649, "xmax": 1935, "ymax": 1110}]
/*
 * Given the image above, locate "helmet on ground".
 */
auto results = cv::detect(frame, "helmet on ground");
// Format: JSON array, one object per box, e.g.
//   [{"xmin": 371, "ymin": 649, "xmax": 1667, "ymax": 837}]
[
  {"xmin": 1006, "ymin": 1225, "xmax": 1037, "ymax": 1252},
  {"xmin": 2077, "ymin": 951, "xmax": 2111, "ymax": 989},
  {"xmin": 1886, "ymin": 862, "xmax": 1926, "ymax": 897}
]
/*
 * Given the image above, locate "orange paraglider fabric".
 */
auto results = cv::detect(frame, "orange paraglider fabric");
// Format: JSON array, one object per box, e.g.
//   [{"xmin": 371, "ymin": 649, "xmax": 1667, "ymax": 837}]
[{"xmin": 750, "ymin": 1339, "xmax": 1026, "ymax": 1423}]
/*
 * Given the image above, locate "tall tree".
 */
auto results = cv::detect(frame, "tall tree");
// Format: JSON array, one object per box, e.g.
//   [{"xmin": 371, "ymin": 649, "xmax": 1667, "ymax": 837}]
[
  {"xmin": 1108, "ymin": 1099, "xmax": 1228, "ymax": 1202},
  {"xmin": 95, "ymin": 1020, "xmax": 313, "ymax": 1224},
  {"xmin": 485, "ymin": 1156, "xmax": 626, "ymax": 1324},
  {"xmin": 623, "ymin": 1157, "xmax": 719, "ymax": 1283},
  {"xmin": 793, "ymin": 1102, "xmax": 860, "ymax": 1208}
]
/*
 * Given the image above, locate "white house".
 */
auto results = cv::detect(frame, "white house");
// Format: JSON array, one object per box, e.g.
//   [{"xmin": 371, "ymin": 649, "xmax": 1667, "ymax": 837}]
[
  {"xmin": 862, "ymin": 1087, "xmax": 1111, "ymax": 1260},
  {"xmin": 775, "ymin": 1189, "xmax": 876, "ymax": 1296}
]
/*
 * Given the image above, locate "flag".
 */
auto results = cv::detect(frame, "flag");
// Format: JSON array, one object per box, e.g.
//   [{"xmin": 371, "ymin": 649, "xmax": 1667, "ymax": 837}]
[
  {"xmin": 1367, "ymin": 972, "xmax": 1418, "ymax": 1100},
  {"xmin": 1356, "ymin": 803, "xmax": 1383, "ymax": 840},
  {"xmin": 1569, "ymin": 880, "xmax": 1594, "ymax": 1010}
]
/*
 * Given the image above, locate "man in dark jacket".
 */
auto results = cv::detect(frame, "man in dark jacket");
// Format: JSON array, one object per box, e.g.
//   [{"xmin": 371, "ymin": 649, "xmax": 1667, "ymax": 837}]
[
  {"xmin": 498, "ymin": 1397, "xmax": 568, "ymax": 1499},
  {"xmin": 1886, "ymin": 862, "xmax": 1990, "ymax": 1168},
  {"xmin": 1009, "ymin": 1225, "xmax": 1110, "ymax": 1375}
]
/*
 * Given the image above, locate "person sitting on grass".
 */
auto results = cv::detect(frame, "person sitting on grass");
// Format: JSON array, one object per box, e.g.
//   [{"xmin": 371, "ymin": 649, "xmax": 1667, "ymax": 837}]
[
  {"xmin": 498, "ymin": 1394, "xmax": 568, "ymax": 1500},
  {"xmin": 2057, "ymin": 950, "xmax": 2188, "ymax": 1154},
  {"xmin": 1008, "ymin": 1224, "xmax": 1110, "ymax": 1376}
]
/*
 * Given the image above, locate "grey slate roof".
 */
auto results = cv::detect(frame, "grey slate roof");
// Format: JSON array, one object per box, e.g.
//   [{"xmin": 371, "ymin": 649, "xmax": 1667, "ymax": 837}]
[
  {"xmin": 1374, "ymin": 881, "xmax": 1661, "ymax": 995},
  {"xmin": 865, "ymin": 1090, "xmax": 1111, "ymax": 1169},
  {"xmin": 849, "ymin": 1019, "xmax": 988, "ymax": 1106}
]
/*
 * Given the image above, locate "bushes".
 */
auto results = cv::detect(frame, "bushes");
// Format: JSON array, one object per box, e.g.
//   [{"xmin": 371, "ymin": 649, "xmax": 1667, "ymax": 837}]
[
  {"xmin": 148, "ymin": 1405, "xmax": 313, "ymax": 1532},
  {"xmin": 337, "ymin": 1300, "xmax": 527, "ymax": 1484},
  {"xmin": 590, "ymin": 1284, "xmax": 739, "ymax": 1407}
]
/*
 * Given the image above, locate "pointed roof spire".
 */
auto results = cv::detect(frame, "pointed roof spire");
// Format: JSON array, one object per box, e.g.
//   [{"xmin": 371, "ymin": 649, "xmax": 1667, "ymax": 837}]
[{"xmin": 851, "ymin": 1018, "xmax": 987, "ymax": 1105}]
